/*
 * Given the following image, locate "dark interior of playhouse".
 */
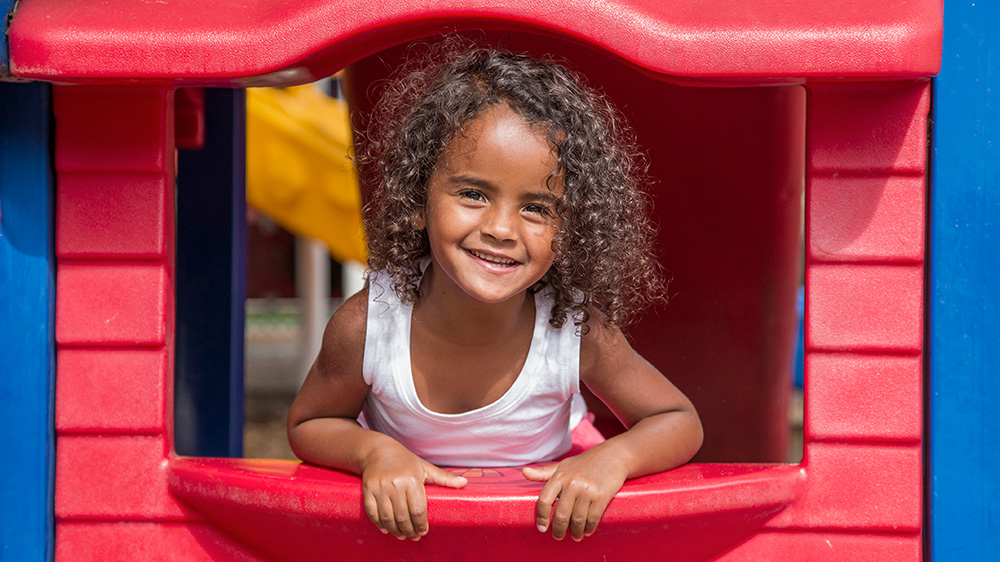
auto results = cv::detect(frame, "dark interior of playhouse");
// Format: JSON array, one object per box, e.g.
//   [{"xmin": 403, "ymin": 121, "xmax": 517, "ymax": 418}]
[{"xmin": 193, "ymin": 32, "xmax": 805, "ymax": 465}]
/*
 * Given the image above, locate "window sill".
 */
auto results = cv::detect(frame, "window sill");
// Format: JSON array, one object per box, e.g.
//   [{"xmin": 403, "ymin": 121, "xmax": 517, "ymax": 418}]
[{"xmin": 169, "ymin": 458, "xmax": 805, "ymax": 561}]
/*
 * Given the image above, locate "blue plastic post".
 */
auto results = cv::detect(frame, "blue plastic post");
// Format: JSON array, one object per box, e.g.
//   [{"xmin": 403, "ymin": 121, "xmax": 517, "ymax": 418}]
[
  {"xmin": 929, "ymin": 2, "xmax": 1000, "ymax": 559},
  {"xmin": 174, "ymin": 88, "xmax": 247, "ymax": 457},
  {"xmin": 0, "ymin": 82, "xmax": 55, "ymax": 561}
]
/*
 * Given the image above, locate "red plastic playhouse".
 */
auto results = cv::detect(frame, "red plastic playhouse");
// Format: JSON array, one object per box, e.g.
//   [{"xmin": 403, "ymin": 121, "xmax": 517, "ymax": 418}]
[{"xmin": 6, "ymin": 0, "xmax": 939, "ymax": 560}]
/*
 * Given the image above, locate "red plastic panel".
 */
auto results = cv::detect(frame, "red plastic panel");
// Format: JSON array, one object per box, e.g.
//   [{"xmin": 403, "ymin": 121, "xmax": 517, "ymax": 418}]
[
  {"xmin": 56, "ymin": 522, "xmax": 266, "ymax": 562},
  {"xmin": 9, "ymin": 0, "xmax": 941, "ymax": 85},
  {"xmin": 56, "ymin": 348, "xmax": 167, "ymax": 433},
  {"xmin": 768, "ymin": 443, "xmax": 921, "ymax": 530},
  {"xmin": 794, "ymin": 74, "xmax": 927, "ymax": 553},
  {"xmin": 56, "ymin": 172, "xmax": 169, "ymax": 258},
  {"xmin": 805, "ymin": 354, "xmax": 922, "ymax": 442},
  {"xmin": 169, "ymin": 459, "xmax": 804, "ymax": 562},
  {"xmin": 175, "ymin": 88, "xmax": 206, "ymax": 149},
  {"xmin": 55, "ymin": 263, "xmax": 168, "ymax": 346},
  {"xmin": 722, "ymin": 531, "xmax": 921, "ymax": 562},
  {"xmin": 808, "ymin": 82, "xmax": 931, "ymax": 173},
  {"xmin": 809, "ymin": 175, "xmax": 925, "ymax": 263},
  {"xmin": 53, "ymin": 86, "xmax": 171, "ymax": 172},
  {"xmin": 55, "ymin": 435, "xmax": 189, "ymax": 520},
  {"xmin": 806, "ymin": 264, "xmax": 923, "ymax": 352},
  {"xmin": 53, "ymin": 85, "xmax": 183, "ymax": 555}
]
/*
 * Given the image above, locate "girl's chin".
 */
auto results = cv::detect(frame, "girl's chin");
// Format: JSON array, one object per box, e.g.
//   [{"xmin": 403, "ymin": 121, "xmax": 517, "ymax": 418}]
[{"xmin": 456, "ymin": 280, "xmax": 534, "ymax": 306}]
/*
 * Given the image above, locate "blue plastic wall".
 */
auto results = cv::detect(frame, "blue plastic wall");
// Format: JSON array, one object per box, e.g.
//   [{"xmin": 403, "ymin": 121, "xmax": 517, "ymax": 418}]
[
  {"xmin": 0, "ymin": 82, "xmax": 55, "ymax": 562},
  {"xmin": 929, "ymin": 1, "xmax": 1000, "ymax": 560}
]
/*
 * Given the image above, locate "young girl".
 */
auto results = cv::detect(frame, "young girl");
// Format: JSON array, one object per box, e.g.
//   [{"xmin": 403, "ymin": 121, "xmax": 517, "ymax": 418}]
[{"xmin": 287, "ymin": 44, "xmax": 703, "ymax": 543}]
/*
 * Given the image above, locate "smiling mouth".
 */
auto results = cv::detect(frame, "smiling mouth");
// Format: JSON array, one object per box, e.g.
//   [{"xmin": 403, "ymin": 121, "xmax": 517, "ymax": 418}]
[{"xmin": 467, "ymin": 249, "xmax": 519, "ymax": 268}]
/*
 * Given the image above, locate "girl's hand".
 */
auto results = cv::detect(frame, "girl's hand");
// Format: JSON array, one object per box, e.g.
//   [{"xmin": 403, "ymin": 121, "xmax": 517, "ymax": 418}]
[
  {"xmin": 521, "ymin": 450, "xmax": 629, "ymax": 541},
  {"xmin": 361, "ymin": 444, "xmax": 468, "ymax": 540}
]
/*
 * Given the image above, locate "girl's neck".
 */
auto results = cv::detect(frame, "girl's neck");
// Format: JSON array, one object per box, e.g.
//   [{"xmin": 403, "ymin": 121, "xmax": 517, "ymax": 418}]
[{"xmin": 414, "ymin": 263, "xmax": 533, "ymax": 346}]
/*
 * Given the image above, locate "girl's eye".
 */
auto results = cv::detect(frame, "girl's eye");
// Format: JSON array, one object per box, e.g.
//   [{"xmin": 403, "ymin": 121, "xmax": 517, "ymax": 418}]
[
  {"xmin": 459, "ymin": 189, "xmax": 485, "ymax": 202},
  {"xmin": 524, "ymin": 203, "xmax": 552, "ymax": 216}
]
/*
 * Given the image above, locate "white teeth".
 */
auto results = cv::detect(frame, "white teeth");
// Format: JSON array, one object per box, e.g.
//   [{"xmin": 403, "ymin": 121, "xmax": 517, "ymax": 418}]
[{"xmin": 469, "ymin": 250, "xmax": 516, "ymax": 266}]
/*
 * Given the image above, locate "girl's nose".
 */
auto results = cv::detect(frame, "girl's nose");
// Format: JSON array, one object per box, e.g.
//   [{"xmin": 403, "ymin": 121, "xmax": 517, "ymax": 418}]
[{"xmin": 481, "ymin": 207, "xmax": 517, "ymax": 242}]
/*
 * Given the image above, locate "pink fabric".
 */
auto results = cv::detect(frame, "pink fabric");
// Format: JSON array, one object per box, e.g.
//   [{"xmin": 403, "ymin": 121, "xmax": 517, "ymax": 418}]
[{"xmin": 559, "ymin": 415, "xmax": 605, "ymax": 459}]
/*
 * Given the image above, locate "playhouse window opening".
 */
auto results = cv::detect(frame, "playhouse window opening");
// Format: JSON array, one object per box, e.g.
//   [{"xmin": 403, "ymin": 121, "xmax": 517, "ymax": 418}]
[{"xmin": 173, "ymin": 47, "xmax": 807, "ymax": 465}]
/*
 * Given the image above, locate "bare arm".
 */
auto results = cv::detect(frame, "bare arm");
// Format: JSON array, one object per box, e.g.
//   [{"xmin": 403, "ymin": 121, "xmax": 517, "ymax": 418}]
[
  {"xmin": 287, "ymin": 287, "xmax": 466, "ymax": 540},
  {"xmin": 523, "ymin": 316, "xmax": 703, "ymax": 541},
  {"xmin": 287, "ymin": 287, "xmax": 382, "ymax": 471},
  {"xmin": 577, "ymin": 317, "xmax": 703, "ymax": 475}
]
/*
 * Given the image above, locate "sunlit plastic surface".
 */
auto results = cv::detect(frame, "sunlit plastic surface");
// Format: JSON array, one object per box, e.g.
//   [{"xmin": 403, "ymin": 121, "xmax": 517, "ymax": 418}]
[{"xmin": 2, "ymin": 1, "xmax": 941, "ymax": 560}]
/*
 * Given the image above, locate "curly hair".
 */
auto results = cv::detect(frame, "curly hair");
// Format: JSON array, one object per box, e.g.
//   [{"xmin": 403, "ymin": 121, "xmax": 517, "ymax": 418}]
[{"xmin": 360, "ymin": 40, "xmax": 665, "ymax": 332}]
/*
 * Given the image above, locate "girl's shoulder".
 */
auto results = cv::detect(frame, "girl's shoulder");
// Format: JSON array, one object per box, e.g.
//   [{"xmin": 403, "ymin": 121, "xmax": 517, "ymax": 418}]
[
  {"xmin": 578, "ymin": 307, "xmax": 638, "ymax": 384},
  {"xmin": 286, "ymin": 286, "xmax": 372, "ymax": 431},
  {"xmin": 333, "ymin": 285, "xmax": 370, "ymax": 329},
  {"xmin": 314, "ymin": 285, "xmax": 370, "ymax": 378}
]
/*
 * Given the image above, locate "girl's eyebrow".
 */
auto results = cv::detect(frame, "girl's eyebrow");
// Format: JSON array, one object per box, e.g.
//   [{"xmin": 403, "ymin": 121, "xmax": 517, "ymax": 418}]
[
  {"xmin": 448, "ymin": 174, "xmax": 495, "ymax": 190},
  {"xmin": 527, "ymin": 191, "xmax": 559, "ymax": 203}
]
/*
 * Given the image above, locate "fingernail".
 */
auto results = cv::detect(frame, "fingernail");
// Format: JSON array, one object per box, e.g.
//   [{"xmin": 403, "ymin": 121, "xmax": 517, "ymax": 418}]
[
  {"xmin": 380, "ymin": 529, "xmax": 388, "ymax": 535},
  {"xmin": 536, "ymin": 523, "xmax": 547, "ymax": 533}
]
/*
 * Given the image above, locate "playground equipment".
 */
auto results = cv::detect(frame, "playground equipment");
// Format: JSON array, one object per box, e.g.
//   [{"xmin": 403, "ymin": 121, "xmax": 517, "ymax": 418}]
[
  {"xmin": 245, "ymin": 83, "xmax": 365, "ymax": 265},
  {"xmin": 2, "ymin": 1, "xmax": 996, "ymax": 561}
]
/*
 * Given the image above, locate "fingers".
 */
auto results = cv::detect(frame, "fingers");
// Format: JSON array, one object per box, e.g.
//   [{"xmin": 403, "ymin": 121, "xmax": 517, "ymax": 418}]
[
  {"xmin": 521, "ymin": 464, "xmax": 558, "ymax": 482},
  {"xmin": 534, "ymin": 470, "xmax": 612, "ymax": 541},
  {"xmin": 405, "ymin": 482, "xmax": 430, "ymax": 538},
  {"xmin": 543, "ymin": 485, "xmax": 602, "ymax": 541},
  {"xmin": 363, "ymin": 490, "xmax": 383, "ymax": 532},
  {"xmin": 581, "ymin": 494, "xmax": 611, "ymax": 539},
  {"xmin": 363, "ymin": 481, "xmax": 426, "ymax": 540},
  {"xmin": 392, "ymin": 487, "xmax": 422, "ymax": 540},
  {"xmin": 364, "ymin": 487, "xmax": 403, "ymax": 537},
  {"xmin": 425, "ymin": 465, "xmax": 468, "ymax": 489},
  {"xmin": 534, "ymin": 477, "xmax": 560, "ymax": 534},
  {"xmin": 548, "ymin": 485, "xmax": 578, "ymax": 541}
]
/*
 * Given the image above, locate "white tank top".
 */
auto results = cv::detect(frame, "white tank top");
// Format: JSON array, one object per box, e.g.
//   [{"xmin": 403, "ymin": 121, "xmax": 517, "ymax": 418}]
[{"xmin": 361, "ymin": 267, "xmax": 586, "ymax": 467}]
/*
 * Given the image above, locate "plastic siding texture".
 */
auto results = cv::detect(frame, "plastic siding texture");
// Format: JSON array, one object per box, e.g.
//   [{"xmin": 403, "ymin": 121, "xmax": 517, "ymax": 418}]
[
  {"xmin": 50, "ymin": 86, "xmax": 257, "ymax": 559},
  {"xmin": 724, "ymin": 81, "xmax": 929, "ymax": 560}
]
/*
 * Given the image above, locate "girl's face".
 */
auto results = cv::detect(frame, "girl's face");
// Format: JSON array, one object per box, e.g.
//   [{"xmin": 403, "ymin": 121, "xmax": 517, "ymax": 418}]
[{"xmin": 417, "ymin": 104, "xmax": 563, "ymax": 305}]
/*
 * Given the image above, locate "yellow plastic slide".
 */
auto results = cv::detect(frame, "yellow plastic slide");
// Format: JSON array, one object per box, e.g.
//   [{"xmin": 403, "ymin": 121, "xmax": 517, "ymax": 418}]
[{"xmin": 246, "ymin": 84, "xmax": 366, "ymax": 263}]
